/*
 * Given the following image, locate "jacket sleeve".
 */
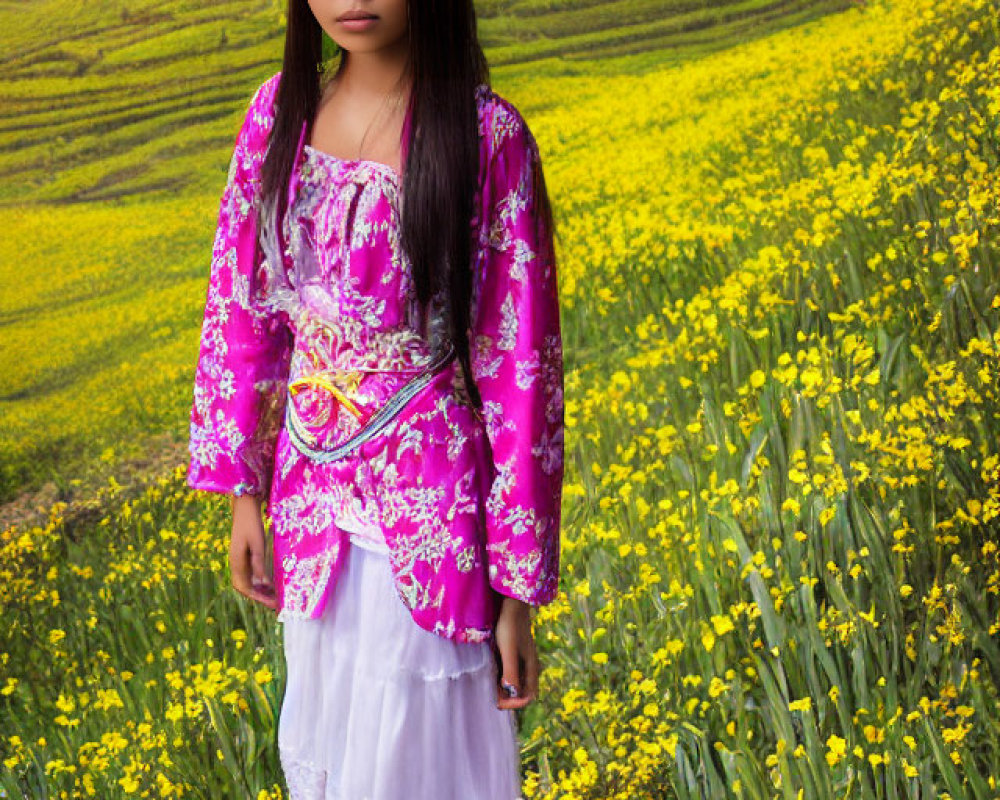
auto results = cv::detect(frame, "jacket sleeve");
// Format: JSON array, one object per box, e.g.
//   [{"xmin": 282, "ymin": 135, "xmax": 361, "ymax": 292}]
[
  {"xmin": 471, "ymin": 104, "xmax": 564, "ymax": 606},
  {"xmin": 186, "ymin": 74, "xmax": 293, "ymax": 499}
]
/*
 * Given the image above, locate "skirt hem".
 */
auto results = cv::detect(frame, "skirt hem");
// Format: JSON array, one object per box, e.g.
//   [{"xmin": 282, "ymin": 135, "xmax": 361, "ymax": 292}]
[{"xmin": 279, "ymin": 540, "xmax": 521, "ymax": 799}]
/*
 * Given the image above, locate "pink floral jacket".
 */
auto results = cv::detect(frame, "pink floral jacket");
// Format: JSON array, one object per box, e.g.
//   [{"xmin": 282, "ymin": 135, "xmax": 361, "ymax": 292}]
[{"xmin": 186, "ymin": 71, "xmax": 564, "ymax": 643}]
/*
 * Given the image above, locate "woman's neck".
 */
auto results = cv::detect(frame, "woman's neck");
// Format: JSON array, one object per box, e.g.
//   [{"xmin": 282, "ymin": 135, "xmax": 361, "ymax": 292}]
[{"xmin": 334, "ymin": 45, "xmax": 411, "ymax": 100}]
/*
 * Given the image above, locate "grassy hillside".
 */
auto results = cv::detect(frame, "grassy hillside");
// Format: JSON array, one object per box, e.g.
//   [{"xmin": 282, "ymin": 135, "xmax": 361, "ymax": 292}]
[
  {"xmin": 0, "ymin": 0, "xmax": 850, "ymax": 508},
  {"xmin": 0, "ymin": 0, "xmax": 852, "ymax": 207},
  {"xmin": 3, "ymin": 0, "xmax": 999, "ymax": 797},
  {"xmin": 479, "ymin": 0, "xmax": 855, "ymax": 64}
]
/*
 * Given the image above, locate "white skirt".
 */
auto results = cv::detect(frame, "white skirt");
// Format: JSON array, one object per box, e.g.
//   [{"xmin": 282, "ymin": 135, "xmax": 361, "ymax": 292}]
[{"xmin": 277, "ymin": 536, "xmax": 523, "ymax": 800}]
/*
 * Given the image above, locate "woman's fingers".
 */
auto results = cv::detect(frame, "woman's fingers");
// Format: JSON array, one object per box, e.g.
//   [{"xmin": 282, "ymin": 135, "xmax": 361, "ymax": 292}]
[
  {"xmin": 522, "ymin": 637, "xmax": 540, "ymax": 702},
  {"xmin": 249, "ymin": 541, "xmax": 275, "ymax": 596},
  {"xmin": 494, "ymin": 623, "xmax": 520, "ymax": 707},
  {"xmin": 236, "ymin": 580, "xmax": 279, "ymax": 610},
  {"xmin": 494, "ymin": 616, "xmax": 535, "ymax": 710},
  {"xmin": 249, "ymin": 586, "xmax": 279, "ymax": 610},
  {"xmin": 231, "ymin": 546, "xmax": 278, "ymax": 610},
  {"xmin": 229, "ymin": 514, "xmax": 278, "ymax": 612}
]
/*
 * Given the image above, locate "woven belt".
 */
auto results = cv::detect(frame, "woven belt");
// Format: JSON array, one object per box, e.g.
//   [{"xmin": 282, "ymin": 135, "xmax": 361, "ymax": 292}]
[{"xmin": 284, "ymin": 344, "xmax": 456, "ymax": 464}]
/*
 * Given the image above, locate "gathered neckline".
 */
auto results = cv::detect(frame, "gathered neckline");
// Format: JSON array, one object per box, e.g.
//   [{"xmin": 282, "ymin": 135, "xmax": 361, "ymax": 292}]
[{"xmin": 303, "ymin": 143, "xmax": 402, "ymax": 183}]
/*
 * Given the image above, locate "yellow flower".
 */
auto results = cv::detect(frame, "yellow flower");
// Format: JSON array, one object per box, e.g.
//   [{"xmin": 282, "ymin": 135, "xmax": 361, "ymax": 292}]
[
  {"xmin": 254, "ymin": 666, "xmax": 273, "ymax": 685},
  {"xmin": 55, "ymin": 693, "xmax": 75, "ymax": 713},
  {"xmin": 863, "ymin": 725, "xmax": 884, "ymax": 743},
  {"xmin": 825, "ymin": 734, "xmax": 847, "ymax": 766},
  {"xmin": 782, "ymin": 497, "xmax": 801, "ymax": 515},
  {"xmin": 789, "ymin": 697, "xmax": 812, "ymax": 712},
  {"xmin": 711, "ymin": 614, "xmax": 735, "ymax": 636}
]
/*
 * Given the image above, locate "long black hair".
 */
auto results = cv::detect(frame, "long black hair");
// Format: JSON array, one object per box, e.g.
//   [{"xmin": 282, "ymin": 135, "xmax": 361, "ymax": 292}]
[{"xmin": 260, "ymin": 0, "xmax": 491, "ymax": 409}]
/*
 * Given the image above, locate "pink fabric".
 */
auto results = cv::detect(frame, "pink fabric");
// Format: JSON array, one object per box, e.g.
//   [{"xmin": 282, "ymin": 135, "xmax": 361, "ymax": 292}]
[{"xmin": 186, "ymin": 71, "xmax": 564, "ymax": 643}]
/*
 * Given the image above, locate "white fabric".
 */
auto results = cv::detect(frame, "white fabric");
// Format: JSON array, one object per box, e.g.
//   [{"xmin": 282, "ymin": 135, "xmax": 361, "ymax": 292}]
[
  {"xmin": 333, "ymin": 498, "xmax": 390, "ymax": 556},
  {"xmin": 278, "ymin": 531, "xmax": 523, "ymax": 800}
]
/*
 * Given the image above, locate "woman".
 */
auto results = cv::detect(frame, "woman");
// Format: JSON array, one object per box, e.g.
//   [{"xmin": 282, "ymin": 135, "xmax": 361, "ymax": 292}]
[{"xmin": 186, "ymin": 0, "xmax": 564, "ymax": 797}]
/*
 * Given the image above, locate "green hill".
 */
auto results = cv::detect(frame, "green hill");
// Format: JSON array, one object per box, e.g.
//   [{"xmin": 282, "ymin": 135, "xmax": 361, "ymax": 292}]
[{"xmin": 0, "ymin": 0, "xmax": 850, "ymax": 206}]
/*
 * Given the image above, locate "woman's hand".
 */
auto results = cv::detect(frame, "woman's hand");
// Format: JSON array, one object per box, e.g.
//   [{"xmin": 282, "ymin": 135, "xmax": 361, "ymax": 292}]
[
  {"xmin": 229, "ymin": 494, "xmax": 279, "ymax": 612},
  {"xmin": 493, "ymin": 595, "xmax": 540, "ymax": 710}
]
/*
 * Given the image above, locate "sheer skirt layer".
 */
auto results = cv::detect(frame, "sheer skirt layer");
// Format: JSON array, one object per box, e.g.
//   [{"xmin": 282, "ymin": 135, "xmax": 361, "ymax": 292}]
[{"xmin": 278, "ymin": 536, "xmax": 523, "ymax": 800}]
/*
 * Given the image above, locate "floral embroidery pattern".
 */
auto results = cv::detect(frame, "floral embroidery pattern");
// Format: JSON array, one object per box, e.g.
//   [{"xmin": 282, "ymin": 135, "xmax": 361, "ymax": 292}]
[{"xmin": 187, "ymin": 72, "xmax": 564, "ymax": 643}]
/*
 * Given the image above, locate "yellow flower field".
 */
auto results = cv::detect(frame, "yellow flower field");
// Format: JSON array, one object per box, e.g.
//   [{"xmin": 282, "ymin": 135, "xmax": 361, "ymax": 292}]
[{"xmin": 2, "ymin": 0, "xmax": 999, "ymax": 797}]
